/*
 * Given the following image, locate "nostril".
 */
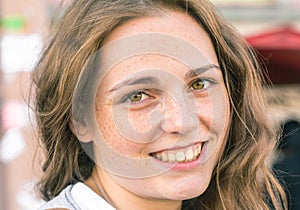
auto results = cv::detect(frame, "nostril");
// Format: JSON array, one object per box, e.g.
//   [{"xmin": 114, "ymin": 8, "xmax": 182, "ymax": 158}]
[{"xmin": 170, "ymin": 131, "xmax": 180, "ymax": 135}]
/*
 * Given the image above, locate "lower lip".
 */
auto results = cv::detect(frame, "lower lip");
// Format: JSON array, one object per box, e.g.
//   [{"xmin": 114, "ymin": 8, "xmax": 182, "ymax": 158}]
[{"xmin": 151, "ymin": 142, "xmax": 207, "ymax": 171}]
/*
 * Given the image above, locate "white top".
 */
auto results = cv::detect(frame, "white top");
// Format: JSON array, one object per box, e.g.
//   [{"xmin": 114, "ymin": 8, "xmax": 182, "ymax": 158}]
[
  {"xmin": 71, "ymin": 182, "xmax": 115, "ymax": 210},
  {"xmin": 38, "ymin": 182, "xmax": 116, "ymax": 210}
]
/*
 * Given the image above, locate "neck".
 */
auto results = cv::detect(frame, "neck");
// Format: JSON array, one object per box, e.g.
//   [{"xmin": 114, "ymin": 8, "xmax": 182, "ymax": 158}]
[{"xmin": 85, "ymin": 168, "xmax": 182, "ymax": 210}]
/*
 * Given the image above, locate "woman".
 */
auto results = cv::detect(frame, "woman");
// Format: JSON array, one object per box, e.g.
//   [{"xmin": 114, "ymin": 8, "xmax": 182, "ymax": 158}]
[{"xmin": 32, "ymin": 0, "xmax": 287, "ymax": 209}]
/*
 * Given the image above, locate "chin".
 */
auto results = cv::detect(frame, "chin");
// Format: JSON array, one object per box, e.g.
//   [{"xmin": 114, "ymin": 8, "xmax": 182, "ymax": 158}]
[{"xmin": 162, "ymin": 173, "xmax": 212, "ymax": 201}]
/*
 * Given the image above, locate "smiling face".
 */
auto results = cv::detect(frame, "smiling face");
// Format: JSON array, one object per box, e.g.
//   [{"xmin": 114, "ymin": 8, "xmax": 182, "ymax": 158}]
[{"xmin": 88, "ymin": 10, "xmax": 230, "ymax": 206}]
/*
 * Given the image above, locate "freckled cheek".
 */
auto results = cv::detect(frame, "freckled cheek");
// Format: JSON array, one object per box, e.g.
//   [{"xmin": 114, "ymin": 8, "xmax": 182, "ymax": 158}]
[
  {"xmin": 95, "ymin": 106, "xmax": 147, "ymax": 156},
  {"xmin": 194, "ymin": 97, "xmax": 213, "ymax": 128},
  {"xmin": 194, "ymin": 92, "xmax": 230, "ymax": 134},
  {"xmin": 127, "ymin": 107, "xmax": 155, "ymax": 134}
]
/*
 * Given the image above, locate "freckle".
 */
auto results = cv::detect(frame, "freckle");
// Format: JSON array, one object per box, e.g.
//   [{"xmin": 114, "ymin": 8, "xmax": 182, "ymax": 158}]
[{"xmin": 107, "ymin": 99, "xmax": 113, "ymax": 105}]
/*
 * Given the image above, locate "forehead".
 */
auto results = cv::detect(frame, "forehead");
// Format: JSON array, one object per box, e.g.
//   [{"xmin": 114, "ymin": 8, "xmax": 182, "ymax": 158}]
[{"xmin": 103, "ymin": 10, "xmax": 218, "ymax": 64}]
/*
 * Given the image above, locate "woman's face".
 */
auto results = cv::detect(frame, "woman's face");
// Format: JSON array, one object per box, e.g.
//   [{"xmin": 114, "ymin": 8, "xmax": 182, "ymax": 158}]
[{"xmin": 92, "ymin": 11, "xmax": 230, "ymax": 201}]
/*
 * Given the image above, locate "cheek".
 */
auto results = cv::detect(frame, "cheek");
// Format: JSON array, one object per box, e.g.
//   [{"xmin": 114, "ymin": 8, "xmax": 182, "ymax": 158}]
[
  {"xmin": 95, "ymin": 103, "xmax": 146, "ymax": 157},
  {"xmin": 127, "ymin": 106, "xmax": 156, "ymax": 134},
  {"xmin": 195, "ymin": 96, "xmax": 212, "ymax": 128},
  {"xmin": 195, "ymin": 88, "xmax": 230, "ymax": 133},
  {"xmin": 211, "ymin": 89, "xmax": 230, "ymax": 134}
]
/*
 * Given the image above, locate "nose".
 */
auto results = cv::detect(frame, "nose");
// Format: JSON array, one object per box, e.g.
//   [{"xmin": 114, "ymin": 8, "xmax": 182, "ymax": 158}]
[{"xmin": 160, "ymin": 93, "xmax": 198, "ymax": 135}]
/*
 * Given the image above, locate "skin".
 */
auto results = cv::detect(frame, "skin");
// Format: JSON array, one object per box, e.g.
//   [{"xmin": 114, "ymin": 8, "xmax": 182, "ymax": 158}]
[{"xmin": 84, "ymin": 10, "xmax": 231, "ymax": 210}]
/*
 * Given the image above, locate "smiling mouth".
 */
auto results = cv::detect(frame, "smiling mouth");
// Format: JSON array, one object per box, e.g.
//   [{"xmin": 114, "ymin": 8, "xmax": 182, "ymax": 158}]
[{"xmin": 150, "ymin": 143, "xmax": 203, "ymax": 163}]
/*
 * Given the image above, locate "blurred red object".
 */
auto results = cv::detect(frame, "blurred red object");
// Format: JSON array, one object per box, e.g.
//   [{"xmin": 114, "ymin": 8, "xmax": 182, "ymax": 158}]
[{"xmin": 246, "ymin": 27, "xmax": 300, "ymax": 84}]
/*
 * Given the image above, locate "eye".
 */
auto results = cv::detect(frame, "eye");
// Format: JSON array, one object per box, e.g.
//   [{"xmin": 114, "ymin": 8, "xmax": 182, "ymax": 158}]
[
  {"xmin": 128, "ymin": 91, "xmax": 149, "ymax": 103},
  {"xmin": 190, "ymin": 79, "xmax": 207, "ymax": 90}
]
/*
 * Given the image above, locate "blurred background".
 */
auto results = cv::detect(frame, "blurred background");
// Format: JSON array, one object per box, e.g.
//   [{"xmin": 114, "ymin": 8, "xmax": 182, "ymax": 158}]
[{"xmin": 0, "ymin": 0, "xmax": 299, "ymax": 209}]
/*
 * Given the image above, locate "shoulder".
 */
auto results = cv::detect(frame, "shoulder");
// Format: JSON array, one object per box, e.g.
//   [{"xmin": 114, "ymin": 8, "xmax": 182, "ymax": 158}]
[{"xmin": 37, "ymin": 185, "xmax": 80, "ymax": 210}]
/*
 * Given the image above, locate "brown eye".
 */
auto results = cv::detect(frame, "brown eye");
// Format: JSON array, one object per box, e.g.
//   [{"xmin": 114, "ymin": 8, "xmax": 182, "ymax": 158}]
[{"xmin": 191, "ymin": 80, "xmax": 205, "ymax": 90}]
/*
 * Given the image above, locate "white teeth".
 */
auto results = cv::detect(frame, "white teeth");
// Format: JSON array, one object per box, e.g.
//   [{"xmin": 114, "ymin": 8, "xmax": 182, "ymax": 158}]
[
  {"xmin": 152, "ymin": 143, "xmax": 203, "ymax": 163},
  {"xmin": 185, "ymin": 149, "xmax": 194, "ymax": 161},
  {"xmin": 156, "ymin": 153, "xmax": 162, "ymax": 160},
  {"xmin": 176, "ymin": 151, "xmax": 185, "ymax": 162},
  {"xmin": 168, "ymin": 153, "xmax": 176, "ymax": 162},
  {"xmin": 162, "ymin": 152, "xmax": 168, "ymax": 162},
  {"xmin": 198, "ymin": 144, "xmax": 202, "ymax": 153}
]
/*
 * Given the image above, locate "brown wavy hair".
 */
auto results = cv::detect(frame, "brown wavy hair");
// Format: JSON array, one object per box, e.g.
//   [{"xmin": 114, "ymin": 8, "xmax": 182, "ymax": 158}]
[{"xmin": 31, "ymin": 0, "xmax": 287, "ymax": 209}]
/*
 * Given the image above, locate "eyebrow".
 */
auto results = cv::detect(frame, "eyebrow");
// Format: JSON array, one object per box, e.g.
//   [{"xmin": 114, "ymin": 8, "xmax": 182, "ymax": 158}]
[
  {"xmin": 184, "ymin": 64, "xmax": 221, "ymax": 80},
  {"xmin": 108, "ymin": 64, "xmax": 221, "ymax": 93},
  {"xmin": 108, "ymin": 77, "xmax": 159, "ymax": 93}
]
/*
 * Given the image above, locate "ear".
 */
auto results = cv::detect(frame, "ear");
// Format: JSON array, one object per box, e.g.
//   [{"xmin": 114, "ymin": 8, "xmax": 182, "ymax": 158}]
[{"xmin": 69, "ymin": 119, "xmax": 93, "ymax": 143}]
